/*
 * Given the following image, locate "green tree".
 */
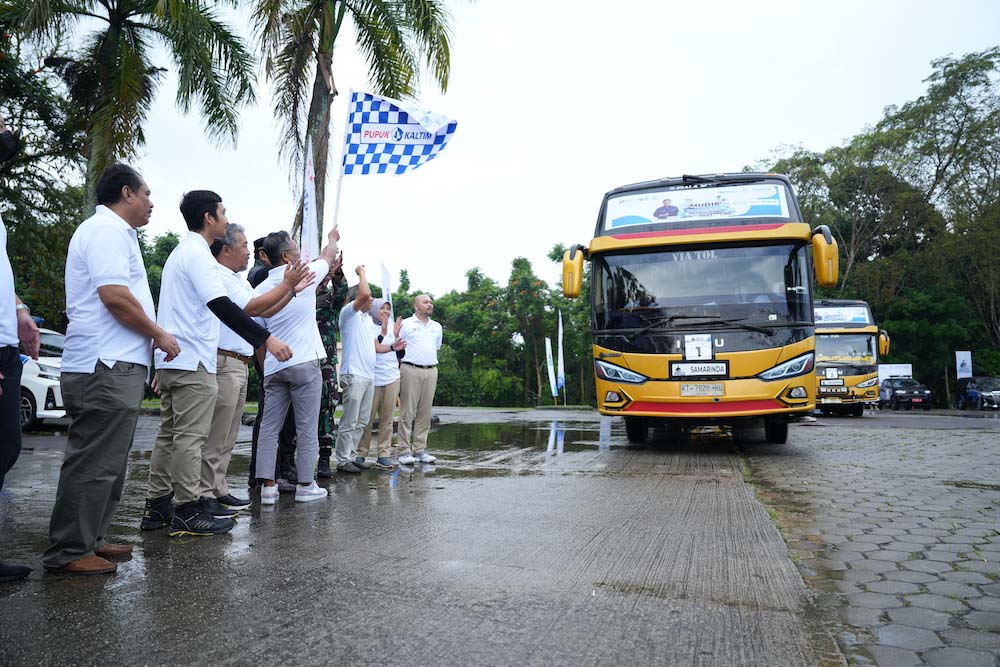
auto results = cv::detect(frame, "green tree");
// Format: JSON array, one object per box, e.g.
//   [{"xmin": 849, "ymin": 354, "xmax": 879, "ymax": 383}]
[
  {"xmin": 0, "ymin": 26, "xmax": 87, "ymax": 327},
  {"xmin": 138, "ymin": 230, "xmax": 179, "ymax": 306},
  {"xmin": 871, "ymin": 46, "xmax": 1000, "ymax": 208},
  {"xmin": 507, "ymin": 257, "xmax": 548, "ymax": 404},
  {"xmin": 4, "ymin": 0, "xmax": 257, "ymax": 198},
  {"xmin": 252, "ymin": 0, "xmax": 455, "ymax": 242}
]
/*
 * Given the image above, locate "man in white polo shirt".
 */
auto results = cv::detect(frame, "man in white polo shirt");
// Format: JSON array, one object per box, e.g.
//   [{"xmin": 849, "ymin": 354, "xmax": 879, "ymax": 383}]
[
  {"xmin": 0, "ymin": 114, "xmax": 41, "ymax": 582},
  {"xmin": 396, "ymin": 294, "xmax": 443, "ymax": 465},
  {"xmin": 334, "ymin": 267, "xmax": 402, "ymax": 473},
  {"xmin": 143, "ymin": 191, "xmax": 294, "ymax": 538},
  {"xmin": 43, "ymin": 164, "xmax": 180, "ymax": 575},
  {"xmin": 254, "ymin": 227, "xmax": 340, "ymax": 504},
  {"xmin": 191, "ymin": 223, "xmax": 314, "ymax": 515}
]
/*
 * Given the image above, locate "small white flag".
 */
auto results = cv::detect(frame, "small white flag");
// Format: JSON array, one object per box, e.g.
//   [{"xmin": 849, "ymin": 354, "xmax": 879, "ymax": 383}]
[
  {"xmin": 301, "ymin": 137, "xmax": 319, "ymax": 260},
  {"xmin": 545, "ymin": 337, "xmax": 558, "ymax": 399},
  {"xmin": 381, "ymin": 262, "xmax": 392, "ymax": 307},
  {"xmin": 557, "ymin": 310, "xmax": 566, "ymax": 392}
]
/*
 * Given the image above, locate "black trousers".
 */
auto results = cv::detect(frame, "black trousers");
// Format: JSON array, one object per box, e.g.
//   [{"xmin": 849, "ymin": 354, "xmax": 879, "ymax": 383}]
[{"xmin": 0, "ymin": 345, "xmax": 23, "ymax": 492}]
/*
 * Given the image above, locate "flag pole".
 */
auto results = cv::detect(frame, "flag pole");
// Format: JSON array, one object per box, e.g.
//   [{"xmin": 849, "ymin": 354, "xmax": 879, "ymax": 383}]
[{"xmin": 329, "ymin": 87, "xmax": 354, "ymax": 234}]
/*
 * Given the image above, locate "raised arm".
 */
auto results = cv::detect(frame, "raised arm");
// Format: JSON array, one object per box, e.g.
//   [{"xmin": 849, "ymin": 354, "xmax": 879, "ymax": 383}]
[
  {"xmin": 352, "ymin": 265, "xmax": 371, "ymax": 311},
  {"xmin": 245, "ymin": 260, "xmax": 315, "ymax": 317}
]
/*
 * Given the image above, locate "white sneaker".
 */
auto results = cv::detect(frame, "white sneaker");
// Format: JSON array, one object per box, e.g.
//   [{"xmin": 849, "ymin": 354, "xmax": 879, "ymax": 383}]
[
  {"xmin": 295, "ymin": 481, "xmax": 328, "ymax": 503},
  {"xmin": 398, "ymin": 454, "xmax": 417, "ymax": 465},
  {"xmin": 260, "ymin": 485, "xmax": 278, "ymax": 506},
  {"xmin": 417, "ymin": 452, "xmax": 437, "ymax": 463}
]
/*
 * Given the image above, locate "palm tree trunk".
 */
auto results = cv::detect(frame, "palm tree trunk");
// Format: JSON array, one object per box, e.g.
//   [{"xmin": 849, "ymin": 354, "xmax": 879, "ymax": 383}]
[
  {"xmin": 291, "ymin": 50, "xmax": 336, "ymax": 246},
  {"xmin": 291, "ymin": 2, "xmax": 346, "ymax": 246}
]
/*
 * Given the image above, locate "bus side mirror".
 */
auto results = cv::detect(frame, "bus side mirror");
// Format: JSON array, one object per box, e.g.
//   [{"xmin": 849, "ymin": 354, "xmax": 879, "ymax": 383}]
[
  {"xmin": 879, "ymin": 330, "xmax": 891, "ymax": 357},
  {"xmin": 562, "ymin": 246, "xmax": 585, "ymax": 298},
  {"xmin": 811, "ymin": 226, "xmax": 839, "ymax": 288}
]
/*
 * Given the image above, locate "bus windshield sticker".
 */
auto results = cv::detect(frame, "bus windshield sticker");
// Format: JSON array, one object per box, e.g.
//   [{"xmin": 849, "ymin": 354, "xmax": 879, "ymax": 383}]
[
  {"xmin": 684, "ymin": 334, "xmax": 713, "ymax": 360},
  {"xmin": 605, "ymin": 183, "xmax": 790, "ymax": 230},
  {"xmin": 815, "ymin": 306, "xmax": 872, "ymax": 324}
]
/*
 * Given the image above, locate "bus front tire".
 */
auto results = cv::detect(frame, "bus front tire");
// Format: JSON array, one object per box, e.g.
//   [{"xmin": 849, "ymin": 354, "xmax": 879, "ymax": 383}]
[
  {"xmin": 625, "ymin": 417, "xmax": 648, "ymax": 444},
  {"xmin": 764, "ymin": 420, "xmax": 788, "ymax": 444}
]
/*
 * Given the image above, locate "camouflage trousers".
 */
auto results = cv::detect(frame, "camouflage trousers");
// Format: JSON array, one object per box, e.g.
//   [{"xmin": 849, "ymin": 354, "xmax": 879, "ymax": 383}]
[{"xmin": 318, "ymin": 364, "xmax": 341, "ymax": 453}]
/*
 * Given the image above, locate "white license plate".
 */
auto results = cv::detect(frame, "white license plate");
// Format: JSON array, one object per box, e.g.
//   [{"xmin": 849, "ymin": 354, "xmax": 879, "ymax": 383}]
[
  {"xmin": 820, "ymin": 379, "xmax": 844, "ymax": 386},
  {"xmin": 681, "ymin": 383, "xmax": 724, "ymax": 397},
  {"xmin": 671, "ymin": 361, "xmax": 727, "ymax": 378},
  {"xmin": 821, "ymin": 397, "xmax": 842, "ymax": 404}
]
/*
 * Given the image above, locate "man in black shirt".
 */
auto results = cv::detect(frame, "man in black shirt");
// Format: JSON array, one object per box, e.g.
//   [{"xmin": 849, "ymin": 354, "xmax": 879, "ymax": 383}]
[{"xmin": 247, "ymin": 236, "xmax": 272, "ymax": 288}]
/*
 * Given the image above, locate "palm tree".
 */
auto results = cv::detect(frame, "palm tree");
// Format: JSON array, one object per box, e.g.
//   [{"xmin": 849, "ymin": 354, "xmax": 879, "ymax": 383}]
[
  {"xmin": 2, "ymin": 0, "xmax": 256, "ymax": 199},
  {"xmin": 252, "ymin": 0, "xmax": 454, "ymax": 242}
]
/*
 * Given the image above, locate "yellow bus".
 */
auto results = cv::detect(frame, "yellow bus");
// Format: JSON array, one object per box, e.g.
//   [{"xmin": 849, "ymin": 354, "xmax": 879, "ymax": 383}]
[
  {"xmin": 562, "ymin": 173, "xmax": 838, "ymax": 444},
  {"xmin": 814, "ymin": 299, "xmax": 890, "ymax": 417}
]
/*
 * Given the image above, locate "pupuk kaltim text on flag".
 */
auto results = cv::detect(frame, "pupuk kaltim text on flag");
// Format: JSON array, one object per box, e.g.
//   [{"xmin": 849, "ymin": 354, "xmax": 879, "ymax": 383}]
[{"xmin": 342, "ymin": 92, "xmax": 457, "ymax": 175}]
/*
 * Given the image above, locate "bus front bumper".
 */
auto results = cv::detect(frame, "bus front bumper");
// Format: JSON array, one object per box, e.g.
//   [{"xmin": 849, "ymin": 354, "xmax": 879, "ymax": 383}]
[{"xmin": 597, "ymin": 377, "xmax": 815, "ymax": 421}]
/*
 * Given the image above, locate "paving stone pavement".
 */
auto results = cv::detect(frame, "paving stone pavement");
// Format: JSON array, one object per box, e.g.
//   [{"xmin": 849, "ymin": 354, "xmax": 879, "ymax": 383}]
[{"xmin": 744, "ymin": 413, "xmax": 1000, "ymax": 667}]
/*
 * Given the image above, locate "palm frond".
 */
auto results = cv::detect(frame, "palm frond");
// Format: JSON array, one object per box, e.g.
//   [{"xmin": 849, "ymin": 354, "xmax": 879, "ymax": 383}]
[
  {"xmin": 269, "ymin": 7, "xmax": 318, "ymax": 170},
  {"xmin": 149, "ymin": 1, "xmax": 256, "ymax": 144},
  {"xmin": 396, "ymin": 0, "xmax": 454, "ymax": 92},
  {"xmin": 347, "ymin": 0, "xmax": 418, "ymax": 99}
]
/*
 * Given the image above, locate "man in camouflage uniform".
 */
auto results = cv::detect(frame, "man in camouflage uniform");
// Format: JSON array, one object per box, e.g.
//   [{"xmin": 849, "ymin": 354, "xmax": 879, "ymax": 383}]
[{"xmin": 316, "ymin": 257, "xmax": 348, "ymax": 477}]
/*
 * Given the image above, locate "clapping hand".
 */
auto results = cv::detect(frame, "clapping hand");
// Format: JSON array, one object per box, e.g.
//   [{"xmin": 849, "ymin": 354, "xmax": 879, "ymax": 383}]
[
  {"xmin": 394, "ymin": 316, "xmax": 403, "ymax": 338},
  {"xmin": 282, "ymin": 260, "xmax": 314, "ymax": 294}
]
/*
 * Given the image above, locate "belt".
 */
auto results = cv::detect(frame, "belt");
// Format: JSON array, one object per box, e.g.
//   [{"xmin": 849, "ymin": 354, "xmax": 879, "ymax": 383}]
[
  {"xmin": 218, "ymin": 349, "xmax": 252, "ymax": 364},
  {"xmin": 402, "ymin": 362, "xmax": 437, "ymax": 369}
]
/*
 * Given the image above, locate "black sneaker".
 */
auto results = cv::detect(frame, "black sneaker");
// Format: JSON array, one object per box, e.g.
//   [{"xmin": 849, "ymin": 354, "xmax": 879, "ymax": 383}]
[
  {"xmin": 337, "ymin": 462, "xmax": 362, "ymax": 474},
  {"xmin": 317, "ymin": 453, "xmax": 332, "ymax": 479},
  {"xmin": 202, "ymin": 497, "xmax": 238, "ymax": 519},
  {"xmin": 0, "ymin": 561, "xmax": 31, "ymax": 583},
  {"xmin": 168, "ymin": 500, "xmax": 235, "ymax": 537},
  {"xmin": 217, "ymin": 494, "xmax": 251, "ymax": 509},
  {"xmin": 140, "ymin": 493, "xmax": 174, "ymax": 531}
]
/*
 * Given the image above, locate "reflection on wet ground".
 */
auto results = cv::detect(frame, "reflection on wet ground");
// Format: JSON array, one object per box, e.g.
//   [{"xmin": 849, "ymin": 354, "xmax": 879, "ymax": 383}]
[{"xmin": 3, "ymin": 409, "xmax": 834, "ymax": 666}]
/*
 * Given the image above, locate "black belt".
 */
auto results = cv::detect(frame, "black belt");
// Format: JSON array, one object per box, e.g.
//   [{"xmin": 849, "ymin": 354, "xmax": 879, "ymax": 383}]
[{"xmin": 402, "ymin": 362, "xmax": 437, "ymax": 369}]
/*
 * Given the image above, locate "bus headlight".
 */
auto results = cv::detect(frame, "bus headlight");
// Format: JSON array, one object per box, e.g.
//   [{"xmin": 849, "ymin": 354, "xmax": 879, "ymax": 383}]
[
  {"xmin": 595, "ymin": 360, "xmax": 647, "ymax": 384},
  {"xmin": 856, "ymin": 377, "xmax": 878, "ymax": 388},
  {"xmin": 758, "ymin": 353, "xmax": 814, "ymax": 381}
]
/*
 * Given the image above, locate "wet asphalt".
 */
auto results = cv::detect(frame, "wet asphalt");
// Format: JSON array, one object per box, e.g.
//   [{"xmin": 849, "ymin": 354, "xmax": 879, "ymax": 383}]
[{"xmin": 1, "ymin": 408, "xmax": 998, "ymax": 666}]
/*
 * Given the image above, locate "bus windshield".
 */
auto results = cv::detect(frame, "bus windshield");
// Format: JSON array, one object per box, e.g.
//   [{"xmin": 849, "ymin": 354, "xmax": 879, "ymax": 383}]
[
  {"xmin": 816, "ymin": 333, "xmax": 876, "ymax": 365},
  {"xmin": 593, "ymin": 243, "xmax": 811, "ymax": 331}
]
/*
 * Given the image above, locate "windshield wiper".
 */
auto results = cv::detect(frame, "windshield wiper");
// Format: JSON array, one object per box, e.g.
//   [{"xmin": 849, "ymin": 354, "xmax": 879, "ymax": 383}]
[
  {"xmin": 686, "ymin": 318, "xmax": 777, "ymax": 336},
  {"xmin": 626, "ymin": 315, "xmax": 776, "ymax": 341},
  {"xmin": 625, "ymin": 315, "xmax": 721, "ymax": 341}
]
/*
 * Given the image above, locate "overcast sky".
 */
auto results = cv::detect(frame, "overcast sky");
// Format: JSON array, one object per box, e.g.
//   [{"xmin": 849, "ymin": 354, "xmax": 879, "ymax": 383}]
[{"xmin": 135, "ymin": 0, "xmax": 1000, "ymax": 296}]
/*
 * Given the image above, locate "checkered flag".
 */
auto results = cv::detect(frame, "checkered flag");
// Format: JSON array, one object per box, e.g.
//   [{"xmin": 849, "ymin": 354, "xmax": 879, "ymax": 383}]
[{"xmin": 342, "ymin": 92, "xmax": 458, "ymax": 175}]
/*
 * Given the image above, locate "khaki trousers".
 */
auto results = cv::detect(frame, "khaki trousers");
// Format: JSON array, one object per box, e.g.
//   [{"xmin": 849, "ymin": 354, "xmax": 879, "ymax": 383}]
[
  {"xmin": 397, "ymin": 364, "xmax": 437, "ymax": 455},
  {"xmin": 147, "ymin": 364, "xmax": 218, "ymax": 504},
  {"xmin": 358, "ymin": 379, "xmax": 400, "ymax": 458},
  {"xmin": 198, "ymin": 354, "xmax": 248, "ymax": 498},
  {"xmin": 43, "ymin": 362, "xmax": 146, "ymax": 568}
]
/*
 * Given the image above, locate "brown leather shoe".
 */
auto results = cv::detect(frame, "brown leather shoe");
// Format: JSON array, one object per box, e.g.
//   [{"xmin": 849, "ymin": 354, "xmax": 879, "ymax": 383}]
[
  {"xmin": 45, "ymin": 555, "xmax": 117, "ymax": 575},
  {"xmin": 94, "ymin": 543, "xmax": 133, "ymax": 559}
]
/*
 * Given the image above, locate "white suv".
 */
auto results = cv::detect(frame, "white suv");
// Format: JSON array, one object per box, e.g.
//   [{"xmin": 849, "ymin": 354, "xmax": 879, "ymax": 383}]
[{"xmin": 20, "ymin": 327, "xmax": 66, "ymax": 429}]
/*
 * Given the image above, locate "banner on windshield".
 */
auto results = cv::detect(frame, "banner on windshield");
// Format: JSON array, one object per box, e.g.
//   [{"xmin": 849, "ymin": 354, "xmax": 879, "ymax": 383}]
[
  {"xmin": 604, "ymin": 183, "xmax": 790, "ymax": 231},
  {"xmin": 815, "ymin": 306, "xmax": 872, "ymax": 325}
]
